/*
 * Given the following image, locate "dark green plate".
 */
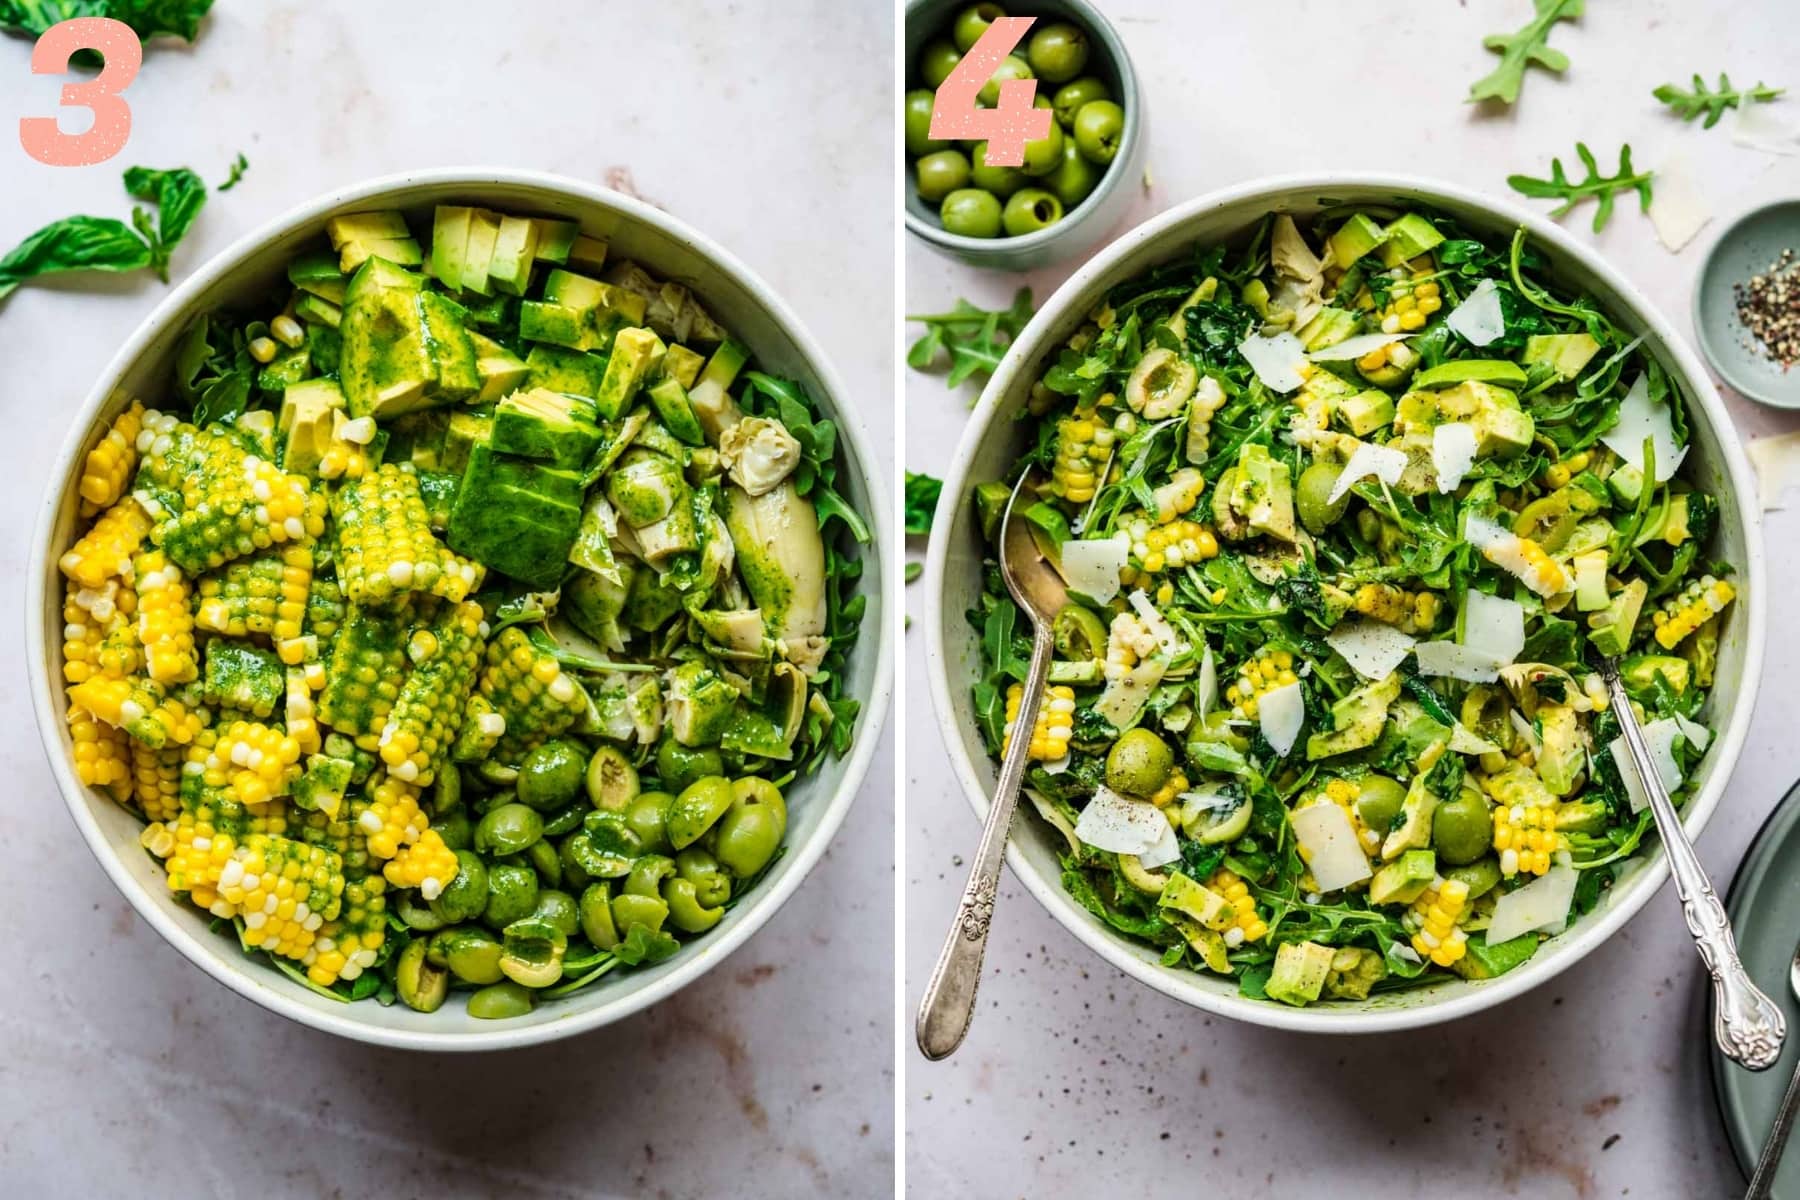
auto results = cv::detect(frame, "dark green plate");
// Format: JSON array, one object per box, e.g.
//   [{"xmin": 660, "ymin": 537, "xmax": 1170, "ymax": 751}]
[{"xmin": 1711, "ymin": 775, "xmax": 1800, "ymax": 1195}]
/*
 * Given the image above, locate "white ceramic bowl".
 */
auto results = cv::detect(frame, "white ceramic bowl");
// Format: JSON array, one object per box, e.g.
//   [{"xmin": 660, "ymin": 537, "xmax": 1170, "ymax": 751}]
[
  {"xmin": 924, "ymin": 174, "xmax": 1765, "ymax": 1033},
  {"xmin": 29, "ymin": 168, "xmax": 893, "ymax": 1051}
]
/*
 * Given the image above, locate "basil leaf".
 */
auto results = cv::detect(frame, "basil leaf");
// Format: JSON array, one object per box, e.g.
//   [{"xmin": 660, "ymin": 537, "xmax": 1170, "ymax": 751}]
[{"xmin": 0, "ymin": 216, "xmax": 150, "ymax": 303}]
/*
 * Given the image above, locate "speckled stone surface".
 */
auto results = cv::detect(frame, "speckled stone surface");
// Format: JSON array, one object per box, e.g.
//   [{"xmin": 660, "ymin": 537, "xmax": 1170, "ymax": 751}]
[
  {"xmin": 0, "ymin": 3, "xmax": 893, "ymax": 1196},
  {"xmin": 905, "ymin": 2, "xmax": 1800, "ymax": 1195}
]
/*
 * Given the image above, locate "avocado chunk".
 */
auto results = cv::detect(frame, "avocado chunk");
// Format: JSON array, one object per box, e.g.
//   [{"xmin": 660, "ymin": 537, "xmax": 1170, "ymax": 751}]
[
  {"xmin": 428, "ymin": 205, "xmax": 473, "ymax": 292},
  {"xmin": 1224, "ymin": 443, "xmax": 1296, "ymax": 542},
  {"xmin": 446, "ymin": 443, "xmax": 584, "ymax": 589},
  {"xmin": 973, "ymin": 480, "xmax": 1012, "ymax": 542},
  {"xmin": 524, "ymin": 345, "xmax": 608, "ymax": 401},
  {"xmin": 543, "ymin": 268, "xmax": 606, "ymax": 312},
  {"xmin": 1589, "ymin": 577, "xmax": 1647, "ymax": 657},
  {"xmin": 1369, "ymin": 848, "xmax": 1437, "ymax": 905},
  {"xmin": 288, "ymin": 250, "xmax": 346, "ymax": 305},
  {"xmin": 1328, "ymin": 213, "xmax": 1388, "ymax": 268},
  {"xmin": 569, "ymin": 235, "xmax": 610, "ymax": 273},
  {"xmin": 1473, "ymin": 403, "xmax": 1535, "ymax": 458},
  {"xmin": 340, "ymin": 279, "xmax": 438, "ymax": 419},
  {"xmin": 470, "ymin": 331, "xmax": 530, "ymax": 403},
  {"xmin": 596, "ymin": 327, "xmax": 668, "ymax": 420},
  {"xmin": 328, "ymin": 210, "xmax": 409, "ymax": 244},
  {"xmin": 416, "ymin": 469, "xmax": 459, "ymax": 530},
  {"xmin": 663, "ymin": 343, "xmax": 706, "ymax": 390},
  {"xmin": 258, "ymin": 346, "xmax": 312, "ymax": 393},
  {"xmin": 519, "ymin": 301, "xmax": 594, "ymax": 350},
  {"xmin": 279, "ymin": 378, "xmax": 346, "ymax": 476},
  {"xmin": 1323, "ymin": 946, "xmax": 1388, "ymax": 1000},
  {"xmin": 460, "ymin": 209, "xmax": 501, "ymax": 296},
  {"xmin": 1450, "ymin": 932, "xmax": 1539, "ymax": 981},
  {"xmin": 488, "ymin": 215, "xmax": 540, "ymax": 297},
  {"xmin": 419, "ymin": 292, "xmax": 480, "ymax": 402},
  {"xmin": 1523, "ymin": 333, "xmax": 1601, "ymax": 381},
  {"xmin": 1378, "ymin": 212, "xmax": 1445, "ymax": 268},
  {"xmin": 1158, "ymin": 872, "xmax": 1236, "ymax": 931},
  {"xmin": 647, "ymin": 376, "xmax": 706, "ymax": 445},
  {"xmin": 339, "ymin": 236, "xmax": 422, "ymax": 274},
  {"xmin": 1339, "ymin": 389, "xmax": 1395, "ymax": 437},
  {"xmin": 442, "ymin": 409, "xmax": 493, "ymax": 475},
  {"xmin": 1381, "ymin": 747, "xmax": 1449, "ymax": 859},
  {"xmin": 1573, "ymin": 549, "xmax": 1610, "ymax": 612},
  {"xmin": 1608, "ymin": 463, "xmax": 1645, "ymax": 505},
  {"xmin": 1534, "ymin": 704, "xmax": 1584, "ymax": 796},
  {"xmin": 492, "ymin": 388, "xmax": 602, "ymax": 468},
  {"xmin": 1413, "ymin": 359, "xmax": 1529, "ymax": 390},
  {"xmin": 1296, "ymin": 307, "xmax": 1358, "ymax": 352},
  {"xmin": 530, "ymin": 218, "xmax": 580, "ymax": 264},
  {"xmin": 1265, "ymin": 940, "xmax": 1336, "ymax": 1006},
  {"xmin": 1622, "ymin": 653, "xmax": 1690, "ymax": 696},
  {"xmin": 1306, "ymin": 672, "xmax": 1403, "ymax": 760},
  {"xmin": 293, "ymin": 293, "xmax": 341, "ymax": 329}
]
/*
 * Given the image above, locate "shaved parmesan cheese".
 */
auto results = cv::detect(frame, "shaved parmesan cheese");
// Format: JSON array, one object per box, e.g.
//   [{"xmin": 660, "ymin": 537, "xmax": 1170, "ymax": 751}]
[
  {"xmin": 1460, "ymin": 590, "xmax": 1525, "ymax": 664},
  {"xmin": 1290, "ymin": 803, "xmax": 1372, "ymax": 892},
  {"xmin": 1486, "ymin": 856, "xmax": 1579, "ymax": 944},
  {"xmin": 1325, "ymin": 619, "xmax": 1416, "ymax": 681},
  {"xmin": 1041, "ymin": 753, "xmax": 1072, "ymax": 775},
  {"xmin": 1600, "ymin": 374, "xmax": 1687, "ymax": 484},
  {"xmin": 1178, "ymin": 784, "xmax": 1237, "ymax": 813},
  {"xmin": 1449, "ymin": 722, "xmax": 1500, "ymax": 755},
  {"xmin": 1608, "ymin": 717, "xmax": 1692, "ymax": 813},
  {"xmin": 1414, "ymin": 639, "xmax": 1504, "ymax": 683},
  {"xmin": 1238, "ymin": 331, "xmax": 1309, "ymax": 393},
  {"xmin": 1128, "ymin": 589, "xmax": 1185, "ymax": 657},
  {"xmin": 1432, "ymin": 422, "xmax": 1478, "ymax": 492},
  {"xmin": 1306, "ymin": 332, "xmax": 1410, "ymax": 362},
  {"xmin": 1465, "ymin": 513, "xmax": 1571, "ymax": 597},
  {"xmin": 1648, "ymin": 152, "xmax": 1711, "ymax": 252},
  {"xmin": 1258, "ymin": 680, "xmax": 1305, "ymax": 756},
  {"xmin": 1196, "ymin": 645, "xmax": 1218, "ymax": 716},
  {"xmin": 1674, "ymin": 714, "xmax": 1711, "ymax": 754},
  {"xmin": 1074, "ymin": 786, "xmax": 1179, "ymax": 860},
  {"xmin": 1139, "ymin": 830, "xmax": 1183, "ymax": 870},
  {"xmin": 1062, "ymin": 536, "xmax": 1129, "ymax": 604},
  {"xmin": 1445, "ymin": 278, "xmax": 1505, "ymax": 346},
  {"xmin": 1327, "ymin": 440, "xmax": 1409, "ymax": 504},
  {"xmin": 1734, "ymin": 101, "xmax": 1800, "ymax": 156},
  {"xmin": 1748, "ymin": 431, "xmax": 1800, "ymax": 512}
]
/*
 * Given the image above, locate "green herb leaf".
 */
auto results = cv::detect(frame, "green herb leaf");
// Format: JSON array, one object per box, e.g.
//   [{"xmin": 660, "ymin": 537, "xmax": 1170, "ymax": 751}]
[
  {"xmin": 218, "ymin": 152, "xmax": 250, "ymax": 191},
  {"xmin": 904, "ymin": 471, "xmax": 942, "ymax": 535},
  {"xmin": 124, "ymin": 164, "xmax": 207, "ymax": 281},
  {"xmin": 907, "ymin": 288, "xmax": 1035, "ymax": 395},
  {"xmin": 0, "ymin": 215, "xmax": 149, "ymax": 303},
  {"xmin": 0, "ymin": 0, "xmax": 214, "ymax": 61},
  {"xmin": 1653, "ymin": 73, "xmax": 1785, "ymax": 129},
  {"xmin": 1507, "ymin": 142, "xmax": 1654, "ymax": 233},
  {"xmin": 1469, "ymin": 0, "xmax": 1584, "ymax": 106},
  {"xmin": 173, "ymin": 313, "xmax": 255, "ymax": 427}
]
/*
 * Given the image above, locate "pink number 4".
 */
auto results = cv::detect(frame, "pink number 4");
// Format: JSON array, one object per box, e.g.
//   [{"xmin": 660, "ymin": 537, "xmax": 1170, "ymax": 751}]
[
  {"xmin": 926, "ymin": 16, "xmax": 1052, "ymax": 168},
  {"xmin": 19, "ymin": 18, "xmax": 142, "ymax": 167}
]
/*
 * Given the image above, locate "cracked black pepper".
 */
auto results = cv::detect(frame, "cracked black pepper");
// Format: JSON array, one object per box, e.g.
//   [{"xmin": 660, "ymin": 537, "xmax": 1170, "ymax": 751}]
[{"xmin": 1734, "ymin": 247, "xmax": 1800, "ymax": 369}]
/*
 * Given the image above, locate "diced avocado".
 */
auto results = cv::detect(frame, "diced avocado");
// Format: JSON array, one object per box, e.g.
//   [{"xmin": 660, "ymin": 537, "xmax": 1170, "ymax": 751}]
[
  {"xmin": 531, "ymin": 218, "xmax": 581, "ymax": 264},
  {"xmin": 1323, "ymin": 946, "xmax": 1388, "ymax": 1000},
  {"xmin": 647, "ymin": 377, "xmax": 706, "ymax": 446},
  {"xmin": 292, "ymin": 754, "xmax": 356, "ymax": 817},
  {"xmin": 344, "ymin": 255, "xmax": 424, "ymax": 303},
  {"xmin": 327, "ymin": 210, "xmax": 410, "ymax": 245},
  {"xmin": 428, "ymin": 206, "xmax": 474, "ymax": 291},
  {"xmin": 1381, "ymin": 754, "xmax": 1445, "ymax": 859},
  {"xmin": 1472, "ymin": 404, "xmax": 1535, "ymax": 457},
  {"xmin": 1158, "ymin": 872, "xmax": 1235, "ymax": 932},
  {"xmin": 258, "ymin": 346, "xmax": 312, "ymax": 392},
  {"xmin": 460, "ymin": 209, "xmax": 501, "ymax": 296},
  {"xmin": 1377, "ymin": 212, "xmax": 1445, "ymax": 268},
  {"xmin": 307, "ymin": 324, "xmax": 342, "ymax": 377},
  {"xmin": 1535, "ymin": 704, "xmax": 1583, "ymax": 795},
  {"xmin": 1296, "ymin": 306, "xmax": 1358, "ymax": 352},
  {"xmin": 1444, "ymin": 856, "xmax": 1503, "ymax": 901},
  {"xmin": 1523, "ymin": 333, "xmax": 1601, "ymax": 381},
  {"xmin": 279, "ymin": 378, "xmax": 346, "ymax": 476},
  {"xmin": 1339, "ymin": 389, "xmax": 1395, "ymax": 437},
  {"xmin": 203, "ymin": 640, "xmax": 284, "ymax": 717},
  {"xmin": 1572, "ymin": 549, "xmax": 1609, "ymax": 612},
  {"xmin": 1230, "ymin": 442, "xmax": 1296, "ymax": 542},
  {"xmin": 1413, "ymin": 359, "xmax": 1529, "ymax": 389},
  {"xmin": 339, "ymin": 236, "xmax": 422, "ymax": 274},
  {"xmin": 591, "ymin": 282, "xmax": 649, "ymax": 350},
  {"xmin": 489, "ymin": 215, "xmax": 540, "ymax": 297},
  {"xmin": 1622, "ymin": 653, "xmax": 1690, "ymax": 696},
  {"xmin": 663, "ymin": 343, "xmax": 706, "ymax": 390},
  {"xmin": 416, "ymin": 469, "xmax": 459, "ymax": 530},
  {"xmin": 1328, "ymin": 213, "xmax": 1387, "ymax": 268},
  {"xmin": 1608, "ymin": 463, "xmax": 1644, "ymax": 505},
  {"xmin": 524, "ymin": 345, "xmax": 608, "ymax": 401},
  {"xmin": 519, "ymin": 300, "xmax": 594, "ymax": 350},
  {"xmin": 1306, "ymin": 672, "xmax": 1402, "ymax": 760},
  {"xmin": 287, "ymin": 250, "xmax": 346, "ymax": 305},
  {"xmin": 492, "ymin": 388, "xmax": 603, "ymax": 468},
  {"xmin": 386, "ymin": 409, "xmax": 448, "ymax": 469},
  {"xmin": 1369, "ymin": 848, "xmax": 1437, "ymax": 905},
  {"xmin": 443, "ymin": 409, "xmax": 493, "ymax": 475},
  {"xmin": 419, "ymin": 292, "xmax": 480, "ymax": 403},
  {"xmin": 457, "ymin": 293, "xmax": 512, "ymax": 331},
  {"xmin": 595, "ymin": 327, "xmax": 667, "ymax": 420},
  {"xmin": 1265, "ymin": 940, "xmax": 1336, "ymax": 1007},
  {"xmin": 698, "ymin": 339, "xmax": 750, "ymax": 392},
  {"xmin": 293, "ymin": 293, "xmax": 341, "ymax": 329},
  {"xmin": 543, "ymin": 268, "xmax": 606, "ymax": 312},
  {"xmin": 973, "ymin": 480, "xmax": 1012, "ymax": 542},
  {"xmin": 341, "ymin": 284, "xmax": 437, "ymax": 419},
  {"xmin": 470, "ymin": 331, "xmax": 529, "ymax": 404},
  {"xmin": 1557, "ymin": 799, "xmax": 1610, "ymax": 836},
  {"xmin": 1589, "ymin": 577, "xmax": 1647, "ymax": 657},
  {"xmin": 1450, "ymin": 932, "xmax": 1539, "ymax": 981},
  {"xmin": 1637, "ymin": 492, "xmax": 1694, "ymax": 549},
  {"xmin": 446, "ymin": 443, "xmax": 585, "ymax": 589},
  {"xmin": 569, "ymin": 234, "xmax": 609, "ymax": 273}
]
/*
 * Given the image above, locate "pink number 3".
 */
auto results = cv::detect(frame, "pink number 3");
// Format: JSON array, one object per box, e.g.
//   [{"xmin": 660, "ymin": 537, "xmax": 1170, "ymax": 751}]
[{"xmin": 19, "ymin": 18, "xmax": 142, "ymax": 167}]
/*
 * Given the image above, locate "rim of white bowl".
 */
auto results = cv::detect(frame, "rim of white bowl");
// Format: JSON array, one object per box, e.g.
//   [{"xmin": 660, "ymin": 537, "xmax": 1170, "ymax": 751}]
[
  {"xmin": 924, "ymin": 171, "xmax": 1766, "ymax": 1034},
  {"xmin": 28, "ymin": 167, "xmax": 895, "ymax": 1052}
]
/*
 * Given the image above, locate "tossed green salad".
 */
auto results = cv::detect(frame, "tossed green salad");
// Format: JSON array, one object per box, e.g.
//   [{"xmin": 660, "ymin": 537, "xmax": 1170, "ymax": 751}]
[{"xmin": 971, "ymin": 207, "xmax": 1734, "ymax": 1006}]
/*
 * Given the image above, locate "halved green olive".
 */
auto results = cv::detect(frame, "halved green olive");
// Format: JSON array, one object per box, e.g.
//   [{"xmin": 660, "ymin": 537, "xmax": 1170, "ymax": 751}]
[
  {"xmin": 585, "ymin": 744, "xmax": 640, "ymax": 812},
  {"xmin": 1052, "ymin": 605, "xmax": 1108, "ymax": 662},
  {"xmin": 1127, "ymin": 347, "xmax": 1198, "ymax": 420},
  {"xmin": 1181, "ymin": 789, "xmax": 1251, "ymax": 844},
  {"xmin": 665, "ymin": 776, "xmax": 735, "ymax": 850}
]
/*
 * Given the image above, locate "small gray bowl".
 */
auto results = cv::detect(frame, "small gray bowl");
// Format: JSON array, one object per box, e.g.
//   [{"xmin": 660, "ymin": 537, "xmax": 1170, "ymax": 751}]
[
  {"xmin": 1694, "ymin": 198, "xmax": 1800, "ymax": 408},
  {"xmin": 903, "ymin": 0, "xmax": 1145, "ymax": 272}
]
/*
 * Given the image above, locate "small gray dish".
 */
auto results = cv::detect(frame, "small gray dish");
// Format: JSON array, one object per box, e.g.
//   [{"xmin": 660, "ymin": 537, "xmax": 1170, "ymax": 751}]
[{"xmin": 1694, "ymin": 199, "xmax": 1800, "ymax": 409}]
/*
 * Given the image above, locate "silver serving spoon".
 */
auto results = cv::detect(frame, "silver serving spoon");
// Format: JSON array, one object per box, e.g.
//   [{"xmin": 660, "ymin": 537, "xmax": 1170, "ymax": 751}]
[
  {"xmin": 1745, "ymin": 943, "xmax": 1800, "ymax": 1197},
  {"xmin": 916, "ymin": 470, "xmax": 1067, "ymax": 1061},
  {"xmin": 1598, "ymin": 657, "xmax": 1785, "ymax": 1071}
]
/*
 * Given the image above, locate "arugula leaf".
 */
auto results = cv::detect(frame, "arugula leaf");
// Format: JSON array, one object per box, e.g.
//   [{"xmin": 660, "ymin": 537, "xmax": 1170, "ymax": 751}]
[
  {"xmin": 218, "ymin": 152, "xmax": 249, "ymax": 191},
  {"xmin": 1507, "ymin": 143, "xmax": 1654, "ymax": 233},
  {"xmin": 1469, "ymin": 0, "xmax": 1583, "ymax": 106},
  {"xmin": 124, "ymin": 165, "xmax": 206, "ymax": 280},
  {"xmin": 904, "ymin": 471, "xmax": 942, "ymax": 535},
  {"xmin": 907, "ymin": 288, "xmax": 1035, "ymax": 393},
  {"xmin": 0, "ymin": 215, "xmax": 149, "ymax": 303},
  {"xmin": 173, "ymin": 313, "xmax": 255, "ymax": 427},
  {"xmin": 611, "ymin": 923, "xmax": 681, "ymax": 966},
  {"xmin": 740, "ymin": 371, "xmax": 870, "ymax": 544},
  {"xmin": 905, "ymin": 561, "xmax": 922, "ymax": 583},
  {"xmin": 1653, "ymin": 73, "xmax": 1785, "ymax": 129},
  {"xmin": 0, "ymin": 0, "xmax": 214, "ymax": 49}
]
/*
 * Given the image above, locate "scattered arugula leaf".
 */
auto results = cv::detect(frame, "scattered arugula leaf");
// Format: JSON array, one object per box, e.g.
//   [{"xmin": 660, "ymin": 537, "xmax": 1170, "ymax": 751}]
[
  {"xmin": 218, "ymin": 152, "xmax": 250, "ymax": 191},
  {"xmin": 1653, "ymin": 73, "xmax": 1785, "ymax": 129},
  {"xmin": 1469, "ymin": 0, "xmax": 1583, "ymax": 106},
  {"xmin": 904, "ymin": 471, "xmax": 942, "ymax": 535},
  {"xmin": 0, "ymin": 0, "xmax": 214, "ymax": 43},
  {"xmin": 905, "ymin": 562, "xmax": 923, "ymax": 583},
  {"xmin": 124, "ymin": 165, "xmax": 207, "ymax": 281},
  {"xmin": 1507, "ymin": 143, "xmax": 1654, "ymax": 233},
  {"xmin": 174, "ymin": 313, "xmax": 256, "ymax": 429},
  {"xmin": 907, "ymin": 288, "xmax": 1034, "ymax": 393},
  {"xmin": 0, "ymin": 216, "xmax": 149, "ymax": 303}
]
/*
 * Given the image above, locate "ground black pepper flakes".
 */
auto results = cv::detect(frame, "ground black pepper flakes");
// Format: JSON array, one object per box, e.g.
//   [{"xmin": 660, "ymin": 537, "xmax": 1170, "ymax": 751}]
[{"xmin": 1734, "ymin": 247, "xmax": 1800, "ymax": 369}]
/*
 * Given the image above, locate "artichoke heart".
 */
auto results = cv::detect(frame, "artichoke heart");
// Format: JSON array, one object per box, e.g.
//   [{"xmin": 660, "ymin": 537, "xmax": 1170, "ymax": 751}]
[
  {"xmin": 719, "ymin": 416, "xmax": 803, "ymax": 496},
  {"xmin": 722, "ymin": 481, "xmax": 827, "ymax": 665}
]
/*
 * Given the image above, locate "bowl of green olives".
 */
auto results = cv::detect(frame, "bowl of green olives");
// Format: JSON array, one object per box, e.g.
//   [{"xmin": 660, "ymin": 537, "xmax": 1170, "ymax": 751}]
[{"xmin": 904, "ymin": 0, "xmax": 1146, "ymax": 270}]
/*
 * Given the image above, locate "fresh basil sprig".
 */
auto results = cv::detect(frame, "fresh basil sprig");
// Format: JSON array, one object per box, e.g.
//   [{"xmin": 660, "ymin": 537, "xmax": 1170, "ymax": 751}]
[{"xmin": 0, "ymin": 163, "xmax": 211, "ymax": 304}]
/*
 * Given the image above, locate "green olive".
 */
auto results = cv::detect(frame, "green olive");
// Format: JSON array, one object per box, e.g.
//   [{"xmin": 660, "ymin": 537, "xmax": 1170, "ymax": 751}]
[
  {"xmin": 475, "ymin": 803, "xmax": 542, "ymax": 857},
  {"xmin": 675, "ymin": 847, "xmax": 732, "ymax": 908},
  {"xmin": 1047, "ymin": 138, "xmax": 1101, "ymax": 209},
  {"xmin": 585, "ymin": 744, "xmax": 640, "ymax": 812},
  {"xmin": 438, "ymin": 927, "xmax": 506, "ymax": 985},
  {"xmin": 1052, "ymin": 605, "xmax": 1108, "ymax": 662},
  {"xmin": 610, "ymin": 891, "xmax": 669, "ymax": 937},
  {"xmin": 1002, "ymin": 188, "xmax": 1063, "ymax": 236},
  {"xmin": 665, "ymin": 776, "xmax": 735, "ymax": 850},
  {"xmin": 429, "ymin": 849, "xmax": 488, "ymax": 924},
  {"xmin": 474, "ymin": 759, "xmax": 519, "ymax": 789},
  {"xmin": 541, "ymin": 800, "xmax": 586, "ymax": 838},
  {"xmin": 482, "ymin": 862, "xmax": 540, "ymax": 929},
  {"xmin": 500, "ymin": 916, "xmax": 567, "ymax": 988},
  {"xmin": 664, "ymin": 878, "xmax": 724, "ymax": 934},
  {"xmin": 394, "ymin": 891, "xmax": 445, "ymax": 932},
  {"xmin": 940, "ymin": 188, "xmax": 1003, "ymax": 239},
  {"xmin": 530, "ymin": 888, "xmax": 581, "ymax": 938},
  {"xmin": 516, "ymin": 738, "xmax": 587, "ymax": 810},
  {"xmin": 1105, "ymin": 728, "xmax": 1175, "ymax": 798},
  {"xmin": 526, "ymin": 836, "xmax": 562, "ymax": 888},
  {"xmin": 968, "ymin": 141, "xmax": 1026, "ymax": 199},
  {"xmin": 713, "ymin": 778, "xmax": 787, "ymax": 878},
  {"xmin": 1433, "ymin": 783, "xmax": 1494, "ymax": 866},
  {"xmin": 904, "ymin": 88, "xmax": 946, "ymax": 156},
  {"xmin": 432, "ymin": 809, "xmax": 473, "ymax": 852},
  {"xmin": 625, "ymin": 854, "xmax": 675, "ymax": 899},
  {"xmin": 656, "ymin": 740, "xmax": 724, "ymax": 795},
  {"xmin": 1072, "ymin": 99, "xmax": 1125, "ymax": 164},
  {"xmin": 625, "ymin": 790, "xmax": 675, "ymax": 854},
  {"xmin": 396, "ymin": 938, "xmax": 448, "ymax": 1014},
  {"xmin": 579, "ymin": 882, "xmax": 619, "ymax": 949},
  {"xmin": 1026, "ymin": 20, "xmax": 1090, "ymax": 83},
  {"xmin": 1052, "ymin": 76, "xmax": 1111, "ymax": 128},
  {"xmin": 1354, "ymin": 775, "xmax": 1408, "ymax": 837},
  {"xmin": 918, "ymin": 39, "xmax": 961, "ymax": 90},
  {"xmin": 1181, "ymin": 790, "xmax": 1252, "ymax": 844},
  {"xmin": 467, "ymin": 981, "xmax": 535, "ymax": 1020},
  {"xmin": 915, "ymin": 148, "xmax": 974, "ymax": 204},
  {"xmin": 951, "ymin": 2, "xmax": 1004, "ymax": 52},
  {"xmin": 1018, "ymin": 119, "xmax": 1064, "ymax": 177},
  {"xmin": 977, "ymin": 54, "xmax": 1033, "ymax": 108},
  {"xmin": 1444, "ymin": 856, "xmax": 1503, "ymax": 900},
  {"xmin": 1296, "ymin": 460, "xmax": 1350, "ymax": 534}
]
